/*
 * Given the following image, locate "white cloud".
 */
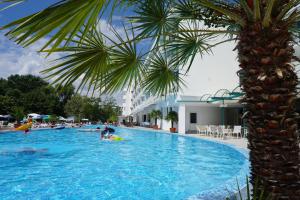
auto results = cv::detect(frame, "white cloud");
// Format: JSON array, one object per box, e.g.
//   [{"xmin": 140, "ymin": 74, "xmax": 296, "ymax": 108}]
[
  {"xmin": 0, "ymin": 29, "xmax": 125, "ymax": 105},
  {"xmin": 0, "ymin": 15, "xmax": 141, "ymax": 106},
  {"xmin": 0, "ymin": 33, "xmax": 54, "ymax": 78}
]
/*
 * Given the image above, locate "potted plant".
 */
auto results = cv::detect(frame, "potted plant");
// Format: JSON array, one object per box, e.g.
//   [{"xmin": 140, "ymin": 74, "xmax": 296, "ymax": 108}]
[
  {"xmin": 149, "ymin": 110, "xmax": 162, "ymax": 129},
  {"xmin": 165, "ymin": 111, "xmax": 178, "ymax": 133}
]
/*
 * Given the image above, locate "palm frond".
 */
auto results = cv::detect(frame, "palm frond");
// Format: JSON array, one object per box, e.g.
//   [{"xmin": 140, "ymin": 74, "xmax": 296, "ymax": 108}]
[
  {"xmin": 262, "ymin": 0, "xmax": 276, "ymax": 27},
  {"xmin": 240, "ymin": 0, "xmax": 253, "ymax": 20},
  {"xmin": 253, "ymin": 0, "xmax": 261, "ymax": 21},
  {"xmin": 129, "ymin": 0, "xmax": 178, "ymax": 42},
  {"xmin": 42, "ymin": 28, "xmax": 110, "ymax": 95},
  {"xmin": 2, "ymin": 0, "xmax": 110, "ymax": 51},
  {"xmin": 174, "ymin": 0, "xmax": 203, "ymax": 21},
  {"xmin": 0, "ymin": 0, "xmax": 25, "ymax": 11},
  {"xmin": 195, "ymin": 0, "xmax": 246, "ymax": 27},
  {"xmin": 174, "ymin": 0, "xmax": 234, "ymax": 29},
  {"xmin": 101, "ymin": 26, "xmax": 145, "ymax": 94},
  {"xmin": 276, "ymin": 0, "xmax": 300, "ymax": 21},
  {"xmin": 166, "ymin": 23, "xmax": 213, "ymax": 74},
  {"xmin": 142, "ymin": 53, "xmax": 185, "ymax": 96}
]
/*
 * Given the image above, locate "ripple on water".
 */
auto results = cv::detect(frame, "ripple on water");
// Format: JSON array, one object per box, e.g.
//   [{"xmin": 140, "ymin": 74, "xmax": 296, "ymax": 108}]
[{"xmin": 0, "ymin": 127, "xmax": 249, "ymax": 200}]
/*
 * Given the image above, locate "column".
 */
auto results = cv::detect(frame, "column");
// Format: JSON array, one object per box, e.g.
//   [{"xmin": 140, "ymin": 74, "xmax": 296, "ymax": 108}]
[{"xmin": 178, "ymin": 104, "xmax": 186, "ymax": 134}]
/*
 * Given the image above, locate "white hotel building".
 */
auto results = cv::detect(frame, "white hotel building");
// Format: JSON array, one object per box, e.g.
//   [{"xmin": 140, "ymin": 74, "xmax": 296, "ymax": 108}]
[
  {"xmin": 119, "ymin": 27, "xmax": 300, "ymax": 134},
  {"xmin": 121, "ymin": 40, "xmax": 245, "ymax": 134}
]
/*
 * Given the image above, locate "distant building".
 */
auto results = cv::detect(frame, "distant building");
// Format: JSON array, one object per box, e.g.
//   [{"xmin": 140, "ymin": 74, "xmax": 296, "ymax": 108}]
[{"xmin": 122, "ymin": 40, "xmax": 245, "ymax": 134}]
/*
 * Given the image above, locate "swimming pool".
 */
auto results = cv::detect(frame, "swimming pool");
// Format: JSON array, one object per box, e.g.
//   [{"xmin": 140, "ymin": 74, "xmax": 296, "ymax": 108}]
[{"xmin": 0, "ymin": 127, "xmax": 249, "ymax": 200}]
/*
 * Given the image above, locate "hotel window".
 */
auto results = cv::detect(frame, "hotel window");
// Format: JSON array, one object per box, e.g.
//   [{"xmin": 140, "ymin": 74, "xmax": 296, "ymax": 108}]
[
  {"xmin": 143, "ymin": 115, "xmax": 147, "ymax": 122},
  {"xmin": 190, "ymin": 113, "xmax": 197, "ymax": 124}
]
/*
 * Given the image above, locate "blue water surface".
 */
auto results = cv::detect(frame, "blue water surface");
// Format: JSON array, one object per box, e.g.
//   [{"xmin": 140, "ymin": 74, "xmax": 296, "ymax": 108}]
[{"xmin": 0, "ymin": 127, "xmax": 249, "ymax": 200}]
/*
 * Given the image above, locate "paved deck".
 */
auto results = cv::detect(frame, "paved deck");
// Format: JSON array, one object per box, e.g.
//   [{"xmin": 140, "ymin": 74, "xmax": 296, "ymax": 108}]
[
  {"xmin": 124, "ymin": 126, "xmax": 249, "ymax": 150},
  {"xmin": 188, "ymin": 134, "xmax": 248, "ymax": 150}
]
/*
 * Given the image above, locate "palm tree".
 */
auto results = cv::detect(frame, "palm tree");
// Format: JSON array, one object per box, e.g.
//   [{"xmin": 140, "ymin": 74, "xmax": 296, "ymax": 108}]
[
  {"xmin": 1, "ymin": 0, "xmax": 300, "ymax": 198},
  {"xmin": 165, "ymin": 111, "xmax": 179, "ymax": 132},
  {"xmin": 149, "ymin": 109, "xmax": 162, "ymax": 128}
]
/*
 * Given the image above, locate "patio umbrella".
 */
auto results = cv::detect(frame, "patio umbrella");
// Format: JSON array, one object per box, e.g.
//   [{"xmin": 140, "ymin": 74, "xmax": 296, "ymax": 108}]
[
  {"xmin": 28, "ymin": 113, "xmax": 42, "ymax": 119},
  {"xmin": 0, "ymin": 115, "xmax": 13, "ymax": 121},
  {"xmin": 59, "ymin": 116, "xmax": 67, "ymax": 121}
]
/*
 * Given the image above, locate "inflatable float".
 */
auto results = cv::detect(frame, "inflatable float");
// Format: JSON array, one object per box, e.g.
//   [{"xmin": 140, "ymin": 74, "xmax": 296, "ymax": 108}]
[
  {"xmin": 15, "ymin": 122, "xmax": 32, "ymax": 131},
  {"xmin": 112, "ymin": 135, "xmax": 123, "ymax": 141},
  {"xmin": 102, "ymin": 135, "xmax": 124, "ymax": 141}
]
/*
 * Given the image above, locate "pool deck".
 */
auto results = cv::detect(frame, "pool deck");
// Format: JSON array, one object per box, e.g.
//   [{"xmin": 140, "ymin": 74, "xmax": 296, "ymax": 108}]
[
  {"xmin": 126, "ymin": 126, "xmax": 248, "ymax": 150},
  {"xmin": 188, "ymin": 134, "xmax": 248, "ymax": 150}
]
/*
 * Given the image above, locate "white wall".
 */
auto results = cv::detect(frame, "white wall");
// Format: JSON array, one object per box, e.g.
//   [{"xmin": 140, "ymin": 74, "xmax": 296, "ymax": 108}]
[
  {"xmin": 178, "ymin": 104, "xmax": 186, "ymax": 134},
  {"xmin": 122, "ymin": 88, "xmax": 133, "ymax": 116},
  {"xmin": 185, "ymin": 106, "xmax": 221, "ymax": 133},
  {"xmin": 179, "ymin": 41, "xmax": 239, "ymax": 97}
]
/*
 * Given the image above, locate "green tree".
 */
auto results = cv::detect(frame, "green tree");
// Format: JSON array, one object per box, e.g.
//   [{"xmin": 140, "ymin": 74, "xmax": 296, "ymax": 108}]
[
  {"xmin": 64, "ymin": 95, "xmax": 86, "ymax": 122},
  {"xmin": 55, "ymin": 84, "xmax": 75, "ymax": 116},
  {"xmin": 11, "ymin": 106, "xmax": 24, "ymax": 123},
  {"xmin": 0, "ymin": 75, "xmax": 73, "ymax": 117},
  {"xmin": 56, "ymin": 85, "xmax": 75, "ymax": 104},
  {"xmin": 100, "ymin": 98, "xmax": 122, "ymax": 122},
  {"xmin": 150, "ymin": 110, "xmax": 162, "ymax": 126},
  {"xmin": 6, "ymin": 74, "xmax": 48, "ymax": 93},
  {"xmin": 3, "ymin": 0, "xmax": 300, "ymax": 198},
  {"xmin": 107, "ymin": 115, "xmax": 118, "ymax": 123},
  {"xmin": 0, "ymin": 78, "xmax": 8, "ymax": 96},
  {"xmin": 0, "ymin": 95, "xmax": 16, "ymax": 114},
  {"xmin": 82, "ymin": 97, "xmax": 102, "ymax": 122},
  {"xmin": 22, "ymin": 86, "xmax": 60, "ymax": 114},
  {"xmin": 49, "ymin": 115, "xmax": 58, "ymax": 123}
]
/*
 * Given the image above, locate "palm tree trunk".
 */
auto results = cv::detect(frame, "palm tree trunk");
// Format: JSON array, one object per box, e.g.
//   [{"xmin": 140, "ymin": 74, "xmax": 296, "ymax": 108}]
[{"xmin": 238, "ymin": 22, "xmax": 300, "ymax": 199}]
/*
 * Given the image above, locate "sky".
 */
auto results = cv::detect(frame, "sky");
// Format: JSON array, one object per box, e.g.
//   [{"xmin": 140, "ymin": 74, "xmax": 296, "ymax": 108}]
[
  {"xmin": 0, "ymin": 0, "xmax": 140, "ymax": 104},
  {"xmin": 0, "ymin": 1, "xmax": 62, "ymax": 78}
]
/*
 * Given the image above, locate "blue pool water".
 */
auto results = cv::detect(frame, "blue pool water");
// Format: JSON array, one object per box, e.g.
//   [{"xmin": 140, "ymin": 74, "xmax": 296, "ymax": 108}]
[{"xmin": 0, "ymin": 127, "xmax": 249, "ymax": 200}]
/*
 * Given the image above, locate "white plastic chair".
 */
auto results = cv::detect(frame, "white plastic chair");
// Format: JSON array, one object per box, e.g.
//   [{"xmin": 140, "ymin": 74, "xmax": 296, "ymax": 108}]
[
  {"xmin": 209, "ymin": 125, "xmax": 218, "ymax": 137},
  {"xmin": 233, "ymin": 126, "xmax": 242, "ymax": 138},
  {"xmin": 223, "ymin": 127, "xmax": 233, "ymax": 138},
  {"xmin": 196, "ymin": 125, "xmax": 201, "ymax": 134},
  {"xmin": 216, "ymin": 126, "xmax": 224, "ymax": 138}
]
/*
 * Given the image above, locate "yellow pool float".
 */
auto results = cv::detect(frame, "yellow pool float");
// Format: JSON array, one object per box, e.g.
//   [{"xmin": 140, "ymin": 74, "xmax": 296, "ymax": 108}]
[
  {"xmin": 15, "ymin": 122, "xmax": 32, "ymax": 131},
  {"xmin": 111, "ymin": 135, "xmax": 124, "ymax": 141}
]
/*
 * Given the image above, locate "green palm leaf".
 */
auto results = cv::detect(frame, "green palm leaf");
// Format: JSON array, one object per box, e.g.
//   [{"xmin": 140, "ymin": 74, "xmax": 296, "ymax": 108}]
[
  {"xmin": 42, "ymin": 28, "xmax": 110, "ymax": 95},
  {"xmin": 195, "ymin": 0, "xmax": 246, "ymax": 27},
  {"xmin": 240, "ymin": 0, "xmax": 253, "ymax": 20},
  {"xmin": 2, "ymin": 0, "xmax": 109, "ymax": 51},
  {"xmin": 101, "ymin": 26, "xmax": 145, "ymax": 94},
  {"xmin": 166, "ymin": 23, "xmax": 213, "ymax": 73},
  {"xmin": 130, "ymin": 0, "xmax": 178, "ymax": 42},
  {"xmin": 262, "ymin": 0, "xmax": 276, "ymax": 27},
  {"xmin": 0, "ymin": 0, "xmax": 25, "ymax": 11},
  {"xmin": 142, "ymin": 53, "xmax": 185, "ymax": 96},
  {"xmin": 253, "ymin": 0, "xmax": 261, "ymax": 21}
]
